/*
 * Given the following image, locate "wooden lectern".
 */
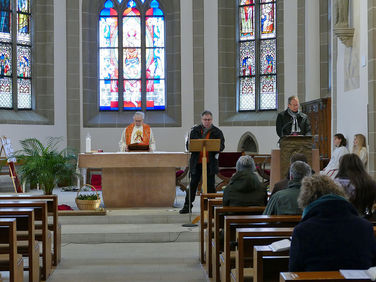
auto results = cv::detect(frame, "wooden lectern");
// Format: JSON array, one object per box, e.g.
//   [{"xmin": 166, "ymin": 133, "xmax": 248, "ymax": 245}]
[
  {"xmin": 270, "ymin": 135, "xmax": 320, "ymax": 190},
  {"xmin": 189, "ymin": 139, "xmax": 220, "ymax": 194}
]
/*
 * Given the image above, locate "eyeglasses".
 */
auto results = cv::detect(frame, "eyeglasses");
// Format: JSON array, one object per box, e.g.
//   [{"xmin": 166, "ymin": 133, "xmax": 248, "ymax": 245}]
[{"xmin": 202, "ymin": 118, "xmax": 212, "ymax": 121}]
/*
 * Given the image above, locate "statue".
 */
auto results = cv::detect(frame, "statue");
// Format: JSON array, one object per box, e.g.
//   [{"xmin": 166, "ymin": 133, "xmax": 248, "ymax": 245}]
[{"xmin": 335, "ymin": 0, "xmax": 349, "ymax": 28}]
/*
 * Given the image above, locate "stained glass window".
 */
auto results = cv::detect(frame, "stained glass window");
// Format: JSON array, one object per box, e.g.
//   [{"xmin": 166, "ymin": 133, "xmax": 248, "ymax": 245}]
[
  {"xmin": 99, "ymin": 0, "xmax": 166, "ymax": 111},
  {"xmin": 238, "ymin": 0, "xmax": 277, "ymax": 111},
  {"xmin": 0, "ymin": 0, "xmax": 31, "ymax": 109}
]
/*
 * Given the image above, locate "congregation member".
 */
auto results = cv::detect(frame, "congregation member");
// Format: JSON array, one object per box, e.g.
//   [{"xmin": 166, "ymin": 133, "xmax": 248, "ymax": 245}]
[
  {"xmin": 119, "ymin": 111, "xmax": 156, "ymax": 152},
  {"xmin": 335, "ymin": 154, "xmax": 376, "ymax": 218},
  {"xmin": 276, "ymin": 96, "xmax": 311, "ymax": 139},
  {"xmin": 263, "ymin": 161, "xmax": 312, "ymax": 215},
  {"xmin": 271, "ymin": 152, "xmax": 308, "ymax": 196},
  {"xmin": 352, "ymin": 133, "xmax": 368, "ymax": 166},
  {"xmin": 179, "ymin": 110, "xmax": 225, "ymax": 214},
  {"xmin": 223, "ymin": 155, "xmax": 267, "ymax": 207},
  {"xmin": 320, "ymin": 133, "xmax": 349, "ymax": 179},
  {"xmin": 289, "ymin": 175, "xmax": 376, "ymax": 271}
]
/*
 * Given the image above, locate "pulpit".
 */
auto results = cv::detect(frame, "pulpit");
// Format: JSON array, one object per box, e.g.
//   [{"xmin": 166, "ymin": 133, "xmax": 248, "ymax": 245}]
[
  {"xmin": 270, "ymin": 136, "xmax": 320, "ymax": 190},
  {"xmin": 78, "ymin": 152, "xmax": 190, "ymax": 208}
]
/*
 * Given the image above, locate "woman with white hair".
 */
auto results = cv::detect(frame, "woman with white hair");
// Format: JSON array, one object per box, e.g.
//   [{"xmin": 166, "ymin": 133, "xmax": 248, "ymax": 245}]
[
  {"xmin": 289, "ymin": 175, "xmax": 376, "ymax": 272},
  {"xmin": 223, "ymin": 155, "xmax": 267, "ymax": 207}
]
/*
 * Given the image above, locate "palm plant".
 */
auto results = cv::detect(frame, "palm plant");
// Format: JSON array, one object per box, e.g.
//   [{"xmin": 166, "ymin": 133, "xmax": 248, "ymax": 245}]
[{"xmin": 15, "ymin": 137, "xmax": 79, "ymax": 194}]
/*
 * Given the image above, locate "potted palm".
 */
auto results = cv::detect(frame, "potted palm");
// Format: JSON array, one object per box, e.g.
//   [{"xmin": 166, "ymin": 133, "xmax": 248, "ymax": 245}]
[{"xmin": 15, "ymin": 137, "xmax": 79, "ymax": 195}]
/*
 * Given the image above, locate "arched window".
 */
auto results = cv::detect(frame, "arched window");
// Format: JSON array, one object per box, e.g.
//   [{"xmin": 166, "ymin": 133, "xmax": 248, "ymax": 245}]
[
  {"xmin": 0, "ymin": 0, "xmax": 32, "ymax": 109},
  {"xmin": 99, "ymin": 0, "xmax": 165, "ymax": 111},
  {"xmin": 238, "ymin": 0, "xmax": 276, "ymax": 111}
]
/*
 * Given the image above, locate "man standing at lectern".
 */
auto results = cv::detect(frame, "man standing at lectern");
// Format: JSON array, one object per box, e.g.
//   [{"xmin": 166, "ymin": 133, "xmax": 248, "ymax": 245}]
[
  {"xmin": 179, "ymin": 110, "xmax": 225, "ymax": 214},
  {"xmin": 119, "ymin": 111, "xmax": 156, "ymax": 152},
  {"xmin": 276, "ymin": 96, "xmax": 311, "ymax": 139}
]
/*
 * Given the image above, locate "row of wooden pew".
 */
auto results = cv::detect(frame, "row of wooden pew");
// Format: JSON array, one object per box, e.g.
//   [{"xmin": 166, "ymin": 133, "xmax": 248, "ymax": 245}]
[
  {"xmin": 0, "ymin": 194, "xmax": 61, "ymax": 282},
  {"xmin": 199, "ymin": 193, "xmax": 374, "ymax": 282}
]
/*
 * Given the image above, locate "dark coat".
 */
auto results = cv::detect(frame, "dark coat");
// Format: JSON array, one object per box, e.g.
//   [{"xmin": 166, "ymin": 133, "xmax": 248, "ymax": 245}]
[
  {"xmin": 223, "ymin": 170, "xmax": 267, "ymax": 207},
  {"xmin": 276, "ymin": 109, "xmax": 311, "ymax": 138},
  {"xmin": 187, "ymin": 124, "xmax": 225, "ymax": 175},
  {"xmin": 289, "ymin": 197, "xmax": 376, "ymax": 271}
]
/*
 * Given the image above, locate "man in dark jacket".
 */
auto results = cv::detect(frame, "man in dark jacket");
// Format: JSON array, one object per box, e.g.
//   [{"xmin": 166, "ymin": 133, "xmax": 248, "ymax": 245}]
[
  {"xmin": 179, "ymin": 110, "xmax": 225, "ymax": 214},
  {"xmin": 263, "ymin": 161, "xmax": 312, "ymax": 215},
  {"xmin": 276, "ymin": 96, "xmax": 311, "ymax": 139},
  {"xmin": 223, "ymin": 155, "xmax": 266, "ymax": 207}
]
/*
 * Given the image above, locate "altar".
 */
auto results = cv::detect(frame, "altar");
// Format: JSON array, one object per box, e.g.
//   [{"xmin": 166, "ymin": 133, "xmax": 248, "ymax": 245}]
[{"xmin": 78, "ymin": 152, "xmax": 190, "ymax": 208}]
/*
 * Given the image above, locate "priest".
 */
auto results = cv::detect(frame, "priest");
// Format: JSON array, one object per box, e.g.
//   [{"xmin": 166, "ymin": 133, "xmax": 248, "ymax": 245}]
[{"xmin": 119, "ymin": 112, "xmax": 156, "ymax": 151}]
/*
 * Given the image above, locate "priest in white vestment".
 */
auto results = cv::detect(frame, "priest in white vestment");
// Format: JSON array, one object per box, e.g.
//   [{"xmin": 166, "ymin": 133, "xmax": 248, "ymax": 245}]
[{"xmin": 119, "ymin": 112, "xmax": 156, "ymax": 152}]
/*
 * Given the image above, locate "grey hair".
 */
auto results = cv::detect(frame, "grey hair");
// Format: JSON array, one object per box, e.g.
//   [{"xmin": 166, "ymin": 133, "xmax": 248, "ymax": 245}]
[
  {"xmin": 236, "ymin": 155, "xmax": 256, "ymax": 172},
  {"xmin": 298, "ymin": 175, "xmax": 348, "ymax": 209},
  {"xmin": 288, "ymin": 96, "xmax": 299, "ymax": 104},
  {"xmin": 201, "ymin": 110, "xmax": 213, "ymax": 117},
  {"xmin": 289, "ymin": 161, "xmax": 312, "ymax": 181},
  {"xmin": 134, "ymin": 111, "xmax": 145, "ymax": 119}
]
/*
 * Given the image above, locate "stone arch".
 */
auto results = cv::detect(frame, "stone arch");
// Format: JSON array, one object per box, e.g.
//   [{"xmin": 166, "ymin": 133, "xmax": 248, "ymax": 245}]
[{"xmin": 237, "ymin": 132, "xmax": 259, "ymax": 153}]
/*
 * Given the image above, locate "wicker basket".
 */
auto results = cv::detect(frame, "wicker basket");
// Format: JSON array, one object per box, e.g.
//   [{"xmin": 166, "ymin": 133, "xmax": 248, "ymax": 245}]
[{"xmin": 75, "ymin": 184, "xmax": 101, "ymax": 210}]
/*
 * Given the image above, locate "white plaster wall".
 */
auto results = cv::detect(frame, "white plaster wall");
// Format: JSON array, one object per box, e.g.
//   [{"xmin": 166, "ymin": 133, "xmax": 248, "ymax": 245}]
[
  {"xmin": 305, "ymin": 0, "xmax": 320, "ymax": 102},
  {"xmin": 283, "ymin": 0, "xmax": 297, "ymax": 107},
  {"xmin": 0, "ymin": 0, "xmax": 67, "ymax": 151},
  {"xmin": 335, "ymin": 0, "xmax": 368, "ymax": 149}
]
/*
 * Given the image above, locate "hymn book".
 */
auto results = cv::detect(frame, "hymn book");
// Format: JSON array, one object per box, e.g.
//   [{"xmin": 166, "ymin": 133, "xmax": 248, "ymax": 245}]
[{"xmin": 269, "ymin": 239, "xmax": 291, "ymax": 252}]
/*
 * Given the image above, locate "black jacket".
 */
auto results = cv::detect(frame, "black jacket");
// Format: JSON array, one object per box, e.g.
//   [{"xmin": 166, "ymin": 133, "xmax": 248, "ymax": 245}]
[
  {"xmin": 276, "ymin": 109, "xmax": 311, "ymax": 138},
  {"xmin": 187, "ymin": 124, "xmax": 225, "ymax": 175},
  {"xmin": 223, "ymin": 170, "xmax": 267, "ymax": 207},
  {"xmin": 289, "ymin": 197, "xmax": 376, "ymax": 271}
]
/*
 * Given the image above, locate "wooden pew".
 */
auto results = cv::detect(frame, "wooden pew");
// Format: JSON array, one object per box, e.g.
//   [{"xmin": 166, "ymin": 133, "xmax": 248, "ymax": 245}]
[
  {"xmin": 222, "ymin": 215, "xmax": 301, "ymax": 282},
  {"xmin": 235, "ymin": 227, "xmax": 294, "ymax": 282},
  {"xmin": 253, "ymin": 245, "xmax": 289, "ymax": 282},
  {"xmin": 0, "ymin": 218, "xmax": 24, "ymax": 282},
  {"xmin": 280, "ymin": 271, "xmax": 349, "ymax": 281},
  {"xmin": 0, "ymin": 208, "xmax": 40, "ymax": 282},
  {"xmin": 199, "ymin": 193, "xmax": 223, "ymax": 264},
  {"xmin": 205, "ymin": 198, "xmax": 223, "ymax": 276},
  {"xmin": 0, "ymin": 201, "xmax": 52, "ymax": 280},
  {"xmin": 0, "ymin": 194, "xmax": 61, "ymax": 266},
  {"xmin": 211, "ymin": 206, "xmax": 266, "ymax": 281}
]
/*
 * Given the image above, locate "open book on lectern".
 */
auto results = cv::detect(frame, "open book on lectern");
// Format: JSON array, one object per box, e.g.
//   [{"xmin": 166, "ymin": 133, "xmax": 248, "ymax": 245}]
[{"xmin": 188, "ymin": 139, "xmax": 220, "ymax": 152}]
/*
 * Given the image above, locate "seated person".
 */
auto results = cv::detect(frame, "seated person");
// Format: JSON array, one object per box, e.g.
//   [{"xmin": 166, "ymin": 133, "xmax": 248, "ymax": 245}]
[
  {"xmin": 272, "ymin": 152, "xmax": 308, "ymax": 196},
  {"xmin": 352, "ymin": 133, "xmax": 368, "ymax": 166},
  {"xmin": 320, "ymin": 133, "xmax": 349, "ymax": 179},
  {"xmin": 119, "ymin": 111, "xmax": 156, "ymax": 151},
  {"xmin": 335, "ymin": 153, "xmax": 376, "ymax": 218},
  {"xmin": 289, "ymin": 175, "xmax": 376, "ymax": 271},
  {"xmin": 223, "ymin": 155, "xmax": 267, "ymax": 207},
  {"xmin": 263, "ymin": 161, "xmax": 312, "ymax": 215}
]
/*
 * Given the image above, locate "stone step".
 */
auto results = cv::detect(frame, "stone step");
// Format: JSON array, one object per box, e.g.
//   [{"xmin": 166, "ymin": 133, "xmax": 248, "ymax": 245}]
[
  {"xmin": 59, "ymin": 210, "xmax": 200, "ymax": 225},
  {"xmin": 62, "ymin": 223, "xmax": 199, "ymax": 244}
]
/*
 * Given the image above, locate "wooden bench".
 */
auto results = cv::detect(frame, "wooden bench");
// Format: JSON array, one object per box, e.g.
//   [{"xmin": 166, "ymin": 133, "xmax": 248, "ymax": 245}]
[
  {"xmin": 211, "ymin": 206, "xmax": 266, "ymax": 281},
  {"xmin": 199, "ymin": 193, "xmax": 223, "ymax": 264},
  {"xmin": 280, "ymin": 271, "xmax": 349, "ymax": 281},
  {"xmin": 235, "ymin": 227, "xmax": 295, "ymax": 282},
  {"xmin": 0, "ymin": 201, "xmax": 52, "ymax": 280},
  {"xmin": 0, "ymin": 208, "xmax": 40, "ymax": 282},
  {"xmin": 0, "ymin": 218, "xmax": 24, "ymax": 282},
  {"xmin": 222, "ymin": 215, "xmax": 301, "ymax": 282},
  {"xmin": 205, "ymin": 198, "xmax": 223, "ymax": 276},
  {"xmin": 254, "ymin": 245, "xmax": 289, "ymax": 282},
  {"xmin": 0, "ymin": 194, "xmax": 61, "ymax": 266}
]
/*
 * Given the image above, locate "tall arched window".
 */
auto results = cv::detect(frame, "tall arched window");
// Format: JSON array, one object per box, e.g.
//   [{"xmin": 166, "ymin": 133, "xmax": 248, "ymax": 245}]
[
  {"xmin": 238, "ymin": 0, "xmax": 276, "ymax": 111},
  {"xmin": 99, "ymin": 0, "xmax": 165, "ymax": 111},
  {"xmin": 0, "ymin": 0, "xmax": 32, "ymax": 110}
]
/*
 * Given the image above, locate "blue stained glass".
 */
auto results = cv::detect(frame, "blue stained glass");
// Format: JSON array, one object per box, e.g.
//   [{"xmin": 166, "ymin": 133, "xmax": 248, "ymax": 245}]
[
  {"xmin": 0, "ymin": 12, "xmax": 11, "ymax": 34},
  {"xmin": 145, "ymin": 16, "xmax": 164, "ymax": 47},
  {"xmin": 127, "ymin": 0, "xmax": 136, "ymax": 7},
  {"xmin": 99, "ymin": 17, "xmax": 118, "ymax": 47},
  {"xmin": 146, "ymin": 0, "xmax": 163, "ymax": 16},
  {"xmin": 117, "ymin": 0, "xmax": 123, "ymax": 3},
  {"xmin": 0, "ymin": 0, "xmax": 10, "ymax": 10},
  {"xmin": 146, "ymin": 48, "xmax": 164, "ymax": 79},
  {"xmin": 140, "ymin": 0, "xmax": 145, "ymax": 3},
  {"xmin": 104, "ymin": 0, "xmax": 114, "ymax": 8},
  {"xmin": 18, "ymin": 0, "xmax": 29, "ymax": 13},
  {"xmin": 150, "ymin": 0, "xmax": 159, "ymax": 8},
  {"xmin": 146, "ymin": 79, "xmax": 165, "ymax": 110}
]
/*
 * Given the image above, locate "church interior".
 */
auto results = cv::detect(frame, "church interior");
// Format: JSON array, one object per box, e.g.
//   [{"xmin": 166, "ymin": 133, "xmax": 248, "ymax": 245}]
[{"xmin": 0, "ymin": 0, "xmax": 375, "ymax": 281}]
